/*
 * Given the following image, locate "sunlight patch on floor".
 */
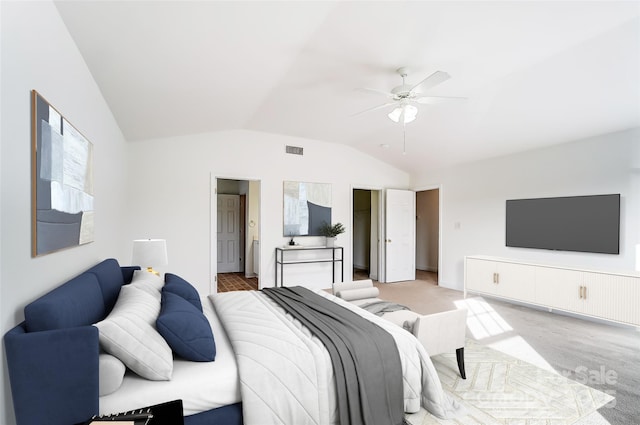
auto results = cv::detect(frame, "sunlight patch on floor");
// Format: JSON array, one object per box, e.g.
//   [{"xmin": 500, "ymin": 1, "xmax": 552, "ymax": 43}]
[
  {"xmin": 488, "ymin": 335, "xmax": 554, "ymax": 372},
  {"xmin": 455, "ymin": 297, "xmax": 512, "ymax": 339},
  {"xmin": 453, "ymin": 297, "xmax": 613, "ymax": 424},
  {"xmin": 455, "ymin": 297, "xmax": 555, "ymax": 370}
]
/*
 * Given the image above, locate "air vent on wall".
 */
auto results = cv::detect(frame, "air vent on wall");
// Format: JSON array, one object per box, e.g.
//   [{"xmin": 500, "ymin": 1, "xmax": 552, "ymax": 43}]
[{"xmin": 285, "ymin": 145, "xmax": 304, "ymax": 155}]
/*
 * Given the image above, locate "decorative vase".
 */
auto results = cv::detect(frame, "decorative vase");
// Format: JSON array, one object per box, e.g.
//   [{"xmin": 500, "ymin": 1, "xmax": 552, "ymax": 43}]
[{"xmin": 325, "ymin": 237, "xmax": 336, "ymax": 247}]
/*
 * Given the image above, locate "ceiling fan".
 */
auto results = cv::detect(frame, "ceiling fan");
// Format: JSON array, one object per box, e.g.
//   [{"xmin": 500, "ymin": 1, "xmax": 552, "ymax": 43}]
[{"xmin": 354, "ymin": 67, "xmax": 465, "ymax": 124}]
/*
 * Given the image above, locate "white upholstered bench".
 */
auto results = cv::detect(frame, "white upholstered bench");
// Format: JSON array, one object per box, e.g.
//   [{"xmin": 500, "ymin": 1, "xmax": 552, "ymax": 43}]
[{"xmin": 334, "ymin": 280, "xmax": 467, "ymax": 379}]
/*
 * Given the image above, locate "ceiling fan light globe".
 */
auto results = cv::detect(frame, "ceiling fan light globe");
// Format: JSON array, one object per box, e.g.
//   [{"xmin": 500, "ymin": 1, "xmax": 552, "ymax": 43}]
[
  {"xmin": 388, "ymin": 107, "xmax": 402, "ymax": 123},
  {"xmin": 404, "ymin": 104, "xmax": 418, "ymax": 122},
  {"xmin": 388, "ymin": 104, "xmax": 417, "ymax": 124}
]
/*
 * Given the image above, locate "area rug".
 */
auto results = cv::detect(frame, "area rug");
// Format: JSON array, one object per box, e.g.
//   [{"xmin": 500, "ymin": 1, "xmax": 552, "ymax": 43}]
[{"xmin": 406, "ymin": 341, "xmax": 614, "ymax": 425}]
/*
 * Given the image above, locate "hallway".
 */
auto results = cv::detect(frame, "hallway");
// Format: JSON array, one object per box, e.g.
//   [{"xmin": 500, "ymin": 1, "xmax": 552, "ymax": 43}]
[{"xmin": 217, "ymin": 273, "xmax": 258, "ymax": 292}]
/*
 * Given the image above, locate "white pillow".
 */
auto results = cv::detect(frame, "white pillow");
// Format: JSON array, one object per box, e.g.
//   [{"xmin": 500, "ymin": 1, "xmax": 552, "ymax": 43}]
[
  {"xmin": 95, "ymin": 285, "xmax": 173, "ymax": 380},
  {"xmin": 337, "ymin": 287, "xmax": 380, "ymax": 301},
  {"xmin": 382, "ymin": 310, "xmax": 419, "ymax": 334},
  {"xmin": 99, "ymin": 353, "xmax": 126, "ymax": 396},
  {"xmin": 129, "ymin": 270, "xmax": 164, "ymax": 300}
]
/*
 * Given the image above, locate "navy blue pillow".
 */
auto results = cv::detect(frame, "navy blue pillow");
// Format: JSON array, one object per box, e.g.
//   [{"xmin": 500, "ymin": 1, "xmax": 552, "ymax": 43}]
[
  {"xmin": 156, "ymin": 292, "xmax": 216, "ymax": 362},
  {"xmin": 163, "ymin": 273, "xmax": 202, "ymax": 312}
]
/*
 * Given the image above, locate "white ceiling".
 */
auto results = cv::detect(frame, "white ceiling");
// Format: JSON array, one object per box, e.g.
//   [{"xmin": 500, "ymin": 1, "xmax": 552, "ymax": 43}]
[{"xmin": 55, "ymin": 0, "xmax": 640, "ymax": 175}]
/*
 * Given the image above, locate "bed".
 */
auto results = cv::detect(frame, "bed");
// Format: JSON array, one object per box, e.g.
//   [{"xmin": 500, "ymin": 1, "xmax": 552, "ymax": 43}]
[{"xmin": 4, "ymin": 259, "xmax": 463, "ymax": 425}]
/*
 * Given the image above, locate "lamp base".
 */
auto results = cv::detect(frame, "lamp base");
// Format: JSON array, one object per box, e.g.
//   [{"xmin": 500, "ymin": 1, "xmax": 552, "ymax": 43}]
[{"xmin": 145, "ymin": 267, "xmax": 160, "ymax": 276}]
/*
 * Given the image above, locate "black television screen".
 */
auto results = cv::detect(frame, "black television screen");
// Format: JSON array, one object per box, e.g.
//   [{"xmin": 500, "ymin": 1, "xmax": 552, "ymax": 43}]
[{"xmin": 505, "ymin": 194, "xmax": 620, "ymax": 254}]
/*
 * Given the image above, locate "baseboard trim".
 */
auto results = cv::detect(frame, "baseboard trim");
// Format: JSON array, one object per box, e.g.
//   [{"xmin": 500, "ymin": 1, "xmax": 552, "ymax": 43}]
[{"xmin": 466, "ymin": 291, "xmax": 639, "ymax": 330}]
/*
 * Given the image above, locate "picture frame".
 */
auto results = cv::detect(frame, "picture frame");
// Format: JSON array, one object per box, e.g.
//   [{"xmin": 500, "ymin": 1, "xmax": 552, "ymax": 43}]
[
  {"xmin": 283, "ymin": 181, "xmax": 331, "ymax": 236},
  {"xmin": 32, "ymin": 90, "xmax": 94, "ymax": 256}
]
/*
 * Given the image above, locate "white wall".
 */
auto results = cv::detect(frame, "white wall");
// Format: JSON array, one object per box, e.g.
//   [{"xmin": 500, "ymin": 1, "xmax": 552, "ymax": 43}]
[
  {"xmin": 125, "ymin": 130, "xmax": 410, "ymax": 293},
  {"xmin": 413, "ymin": 128, "xmax": 640, "ymax": 290},
  {"xmin": 0, "ymin": 2, "xmax": 131, "ymax": 423}
]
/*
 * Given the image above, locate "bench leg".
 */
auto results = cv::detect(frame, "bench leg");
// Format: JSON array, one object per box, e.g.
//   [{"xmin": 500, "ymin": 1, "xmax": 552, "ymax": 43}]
[{"xmin": 456, "ymin": 347, "xmax": 466, "ymax": 379}]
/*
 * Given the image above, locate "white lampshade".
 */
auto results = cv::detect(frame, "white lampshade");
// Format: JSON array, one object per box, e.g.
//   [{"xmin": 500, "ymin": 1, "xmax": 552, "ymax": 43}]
[
  {"xmin": 388, "ymin": 103, "xmax": 417, "ymax": 124},
  {"xmin": 132, "ymin": 239, "xmax": 168, "ymax": 272}
]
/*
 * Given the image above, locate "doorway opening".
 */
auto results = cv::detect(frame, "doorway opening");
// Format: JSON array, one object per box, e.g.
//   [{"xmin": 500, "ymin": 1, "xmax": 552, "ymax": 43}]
[
  {"xmin": 214, "ymin": 178, "xmax": 261, "ymax": 293},
  {"xmin": 352, "ymin": 189, "xmax": 381, "ymax": 281},
  {"xmin": 416, "ymin": 188, "xmax": 440, "ymax": 285},
  {"xmin": 217, "ymin": 272, "xmax": 259, "ymax": 292}
]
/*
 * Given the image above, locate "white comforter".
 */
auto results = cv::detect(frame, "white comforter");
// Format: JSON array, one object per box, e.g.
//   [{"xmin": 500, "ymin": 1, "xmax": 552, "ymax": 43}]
[{"xmin": 210, "ymin": 289, "xmax": 462, "ymax": 425}]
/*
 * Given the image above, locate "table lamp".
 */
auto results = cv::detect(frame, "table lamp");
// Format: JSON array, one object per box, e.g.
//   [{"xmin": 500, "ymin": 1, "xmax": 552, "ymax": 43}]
[{"xmin": 132, "ymin": 239, "xmax": 168, "ymax": 276}]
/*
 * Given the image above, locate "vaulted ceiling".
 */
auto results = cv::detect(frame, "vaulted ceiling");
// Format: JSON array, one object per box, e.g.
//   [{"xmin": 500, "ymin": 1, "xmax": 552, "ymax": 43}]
[{"xmin": 55, "ymin": 1, "xmax": 640, "ymax": 175}]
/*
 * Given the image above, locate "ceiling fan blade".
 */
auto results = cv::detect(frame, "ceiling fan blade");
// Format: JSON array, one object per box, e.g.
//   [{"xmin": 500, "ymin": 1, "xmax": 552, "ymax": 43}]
[
  {"xmin": 356, "ymin": 87, "xmax": 395, "ymax": 98},
  {"xmin": 409, "ymin": 71, "xmax": 451, "ymax": 93},
  {"xmin": 415, "ymin": 95, "xmax": 466, "ymax": 104},
  {"xmin": 351, "ymin": 101, "xmax": 397, "ymax": 117}
]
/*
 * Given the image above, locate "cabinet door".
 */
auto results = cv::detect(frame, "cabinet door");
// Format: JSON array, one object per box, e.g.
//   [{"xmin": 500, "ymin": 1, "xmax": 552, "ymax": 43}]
[
  {"xmin": 496, "ymin": 262, "xmax": 535, "ymax": 302},
  {"xmin": 619, "ymin": 276, "xmax": 640, "ymax": 325},
  {"xmin": 465, "ymin": 258, "xmax": 498, "ymax": 295},
  {"xmin": 581, "ymin": 274, "xmax": 639, "ymax": 325},
  {"xmin": 535, "ymin": 267, "xmax": 583, "ymax": 310}
]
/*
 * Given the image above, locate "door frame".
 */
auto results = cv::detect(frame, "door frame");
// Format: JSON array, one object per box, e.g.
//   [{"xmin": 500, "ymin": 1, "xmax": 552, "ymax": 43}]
[
  {"xmin": 414, "ymin": 184, "xmax": 443, "ymax": 285},
  {"xmin": 210, "ymin": 174, "xmax": 262, "ymax": 294},
  {"xmin": 351, "ymin": 185, "xmax": 385, "ymax": 282}
]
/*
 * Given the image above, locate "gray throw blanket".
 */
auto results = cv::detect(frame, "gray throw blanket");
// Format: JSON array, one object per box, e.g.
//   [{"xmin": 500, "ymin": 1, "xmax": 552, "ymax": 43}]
[
  {"xmin": 263, "ymin": 286, "xmax": 405, "ymax": 425},
  {"xmin": 360, "ymin": 300, "xmax": 410, "ymax": 316}
]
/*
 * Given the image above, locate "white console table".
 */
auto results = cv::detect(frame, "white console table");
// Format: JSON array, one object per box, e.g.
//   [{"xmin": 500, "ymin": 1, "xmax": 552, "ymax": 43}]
[
  {"xmin": 275, "ymin": 246, "xmax": 344, "ymax": 288},
  {"xmin": 464, "ymin": 255, "xmax": 640, "ymax": 327}
]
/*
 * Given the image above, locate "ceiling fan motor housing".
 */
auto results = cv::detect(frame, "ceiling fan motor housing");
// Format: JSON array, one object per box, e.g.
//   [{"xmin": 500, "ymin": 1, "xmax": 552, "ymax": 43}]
[
  {"xmin": 391, "ymin": 85, "xmax": 415, "ymax": 99},
  {"xmin": 392, "ymin": 67, "xmax": 414, "ymax": 99}
]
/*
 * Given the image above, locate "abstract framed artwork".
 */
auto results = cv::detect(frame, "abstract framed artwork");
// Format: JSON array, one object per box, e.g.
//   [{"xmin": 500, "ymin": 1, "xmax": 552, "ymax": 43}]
[
  {"xmin": 283, "ymin": 181, "xmax": 331, "ymax": 236},
  {"xmin": 32, "ymin": 90, "xmax": 94, "ymax": 256}
]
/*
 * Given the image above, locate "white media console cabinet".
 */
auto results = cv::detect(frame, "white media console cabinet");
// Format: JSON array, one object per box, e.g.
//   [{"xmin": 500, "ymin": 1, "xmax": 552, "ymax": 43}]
[{"xmin": 464, "ymin": 255, "xmax": 640, "ymax": 327}]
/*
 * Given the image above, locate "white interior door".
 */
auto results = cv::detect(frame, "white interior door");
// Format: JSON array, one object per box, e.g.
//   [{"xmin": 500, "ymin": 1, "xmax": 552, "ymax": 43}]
[
  {"xmin": 385, "ymin": 189, "xmax": 416, "ymax": 282},
  {"xmin": 217, "ymin": 194, "xmax": 240, "ymax": 273}
]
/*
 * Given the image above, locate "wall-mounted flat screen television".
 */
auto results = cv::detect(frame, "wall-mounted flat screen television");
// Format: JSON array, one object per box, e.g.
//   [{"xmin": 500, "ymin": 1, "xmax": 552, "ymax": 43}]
[{"xmin": 505, "ymin": 194, "xmax": 620, "ymax": 254}]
